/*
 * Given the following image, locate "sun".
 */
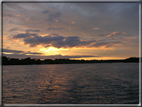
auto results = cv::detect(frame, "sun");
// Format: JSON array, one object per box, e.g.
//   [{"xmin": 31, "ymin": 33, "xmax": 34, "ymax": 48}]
[{"xmin": 40, "ymin": 47, "xmax": 59, "ymax": 55}]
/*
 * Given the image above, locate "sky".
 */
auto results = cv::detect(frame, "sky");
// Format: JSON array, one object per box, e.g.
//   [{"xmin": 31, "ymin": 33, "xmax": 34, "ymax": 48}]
[{"xmin": 2, "ymin": 2, "xmax": 139, "ymax": 60}]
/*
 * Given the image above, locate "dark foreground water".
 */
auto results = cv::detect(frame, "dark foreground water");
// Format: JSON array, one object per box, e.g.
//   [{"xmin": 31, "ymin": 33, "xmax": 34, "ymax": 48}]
[{"xmin": 3, "ymin": 63, "xmax": 139, "ymax": 104}]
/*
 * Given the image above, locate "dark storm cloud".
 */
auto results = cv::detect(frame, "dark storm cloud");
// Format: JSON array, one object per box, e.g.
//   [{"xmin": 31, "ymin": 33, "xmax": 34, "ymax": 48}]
[
  {"xmin": 24, "ymin": 34, "xmax": 65, "ymax": 47},
  {"xmin": 47, "ymin": 12, "xmax": 61, "ymax": 22},
  {"xmin": 51, "ymin": 36, "xmax": 81, "ymax": 48},
  {"xmin": 12, "ymin": 32, "xmax": 126, "ymax": 48},
  {"xmin": 9, "ymin": 27, "xmax": 18, "ymax": 32},
  {"xmin": 47, "ymin": 27, "xmax": 64, "ymax": 30},
  {"xmin": 23, "ymin": 35, "xmax": 83, "ymax": 48},
  {"xmin": 12, "ymin": 33, "xmax": 38, "ymax": 39},
  {"xmin": 42, "ymin": 10, "xmax": 49, "ymax": 14},
  {"xmin": 12, "ymin": 33, "xmax": 98, "ymax": 48},
  {"xmin": 3, "ymin": 48, "xmax": 23, "ymax": 53},
  {"xmin": 3, "ymin": 48, "xmax": 42, "ymax": 55},
  {"xmin": 26, "ymin": 29, "xmax": 40, "ymax": 32}
]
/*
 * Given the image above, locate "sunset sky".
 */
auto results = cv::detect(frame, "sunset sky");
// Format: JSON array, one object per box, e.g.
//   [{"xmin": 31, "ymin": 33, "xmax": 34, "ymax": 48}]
[{"xmin": 3, "ymin": 2, "xmax": 139, "ymax": 60}]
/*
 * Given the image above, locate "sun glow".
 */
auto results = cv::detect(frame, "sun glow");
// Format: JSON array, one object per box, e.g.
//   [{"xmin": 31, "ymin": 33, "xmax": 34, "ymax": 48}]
[
  {"xmin": 40, "ymin": 47, "xmax": 69, "ymax": 55},
  {"xmin": 72, "ymin": 56, "xmax": 125, "ymax": 60},
  {"xmin": 3, "ymin": 52, "xmax": 14, "ymax": 54}
]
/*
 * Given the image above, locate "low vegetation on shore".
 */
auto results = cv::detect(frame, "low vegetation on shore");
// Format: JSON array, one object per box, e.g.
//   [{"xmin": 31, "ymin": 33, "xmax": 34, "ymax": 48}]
[{"xmin": 2, "ymin": 56, "xmax": 139, "ymax": 65}]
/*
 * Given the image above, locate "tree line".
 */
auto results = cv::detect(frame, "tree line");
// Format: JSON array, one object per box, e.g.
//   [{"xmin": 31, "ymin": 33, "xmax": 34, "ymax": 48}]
[{"xmin": 2, "ymin": 56, "xmax": 139, "ymax": 65}]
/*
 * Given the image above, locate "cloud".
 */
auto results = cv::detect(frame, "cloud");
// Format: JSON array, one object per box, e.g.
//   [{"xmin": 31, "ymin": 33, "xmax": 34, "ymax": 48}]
[
  {"xmin": 3, "ymin": 53, "xmax": 98, "ymax": 59},
  {"xmin": 12, "ymin": 33, "xmax": 38, "ymax": 39},
  {"xmin": 26, "ymin": 18, "xmax": 29, "ymax": 20},
  {"xmin": 91, "ymin": 42, "xmax": 110, "ymax": 47},
  {"xmin": 23, "ymin": 33, "xmax": 65, "ymax": 47},
  {"xmin": 41, "ymin": 10, "xmax": 61, "ymax": 22},
  {"xmin": 3, "ymin": 48, "xmax": 42, "ymax": 55},
  {"xmin": 3, "ymin": 13, "xmax": 14, "ymax": 17},
  {"xmin": 94, "ymin": 28, "xmax": 99, "ymax": 30},
  {"xmin": 124, "ymin": 37, "xmax": 136, "ymax": 40},
  {"xmin": 99, "ymin": 32, "xmax": 120, "ymax": 37},
  {"xmin": 122, "ymin": 32, "xmax": 128, "ymax": 35},
  {"xmin": 71, "ymin": 21, "xmax": 75, "ymax": 24},
  {"xmin": 99, "ymin": 33, "xmax": 109, "ymax": 36},
  {"xmin": 62, "ymin": 55, "xmax": 98, "ymax": 58},
  {"xmin": 107, "ymin": 32, "xmax": 120, "ymax": 37},
  {"xmin": 51, "ymin": 36, "xmax": 80, "ymax": 48},
  {"xmin": 27, "ymin": 51, "xmax": 42, "ymax": 54},
  {"xmin": 3, "ymin": 13, "xmax": 19, "ymax": 18},
  {"xmin": 111, "ymin": 37, "xmax": 137, "ymax": 40},
  {"xmin": 12, "ymin": 32, "xmax": 126, "ymax": 48},
  {"xmin": 41, "ymin": 54, "xmax": 98, "ymax": 59},
  {"xmin": 47, "ymin": 12, "xmax": 62, "ymax": 22},
  {"xmin": 90, "ymin": 41, "xmax": 123, "ymax": 48},
  {"xmin": 111, "ymin": 38, "xmax": 120, "ymax": 40},
  {"xmin": 9, "ymin": 27, "xmax": 18, "ymax": 32},
  {"xmin": 42, "ymin": 10, "xmax": 49, "ymax": 14},
  {"xmin": 26, "ymin": 29, "xmax": 40, "ymax": 32},
  {"xmin": 12, "ymin": 33, "xmax": 97, "ymax": 48},
  {"xmin": 93, "ymin": 36, "xmax": 137, "ymax": 48},
  {"xmin": 47, "ymin": 27, "xmax": 64, "ymax": 31},
  {"xmin": 3, "ymin": 48, "xmax": 23, "ymax": 53}
]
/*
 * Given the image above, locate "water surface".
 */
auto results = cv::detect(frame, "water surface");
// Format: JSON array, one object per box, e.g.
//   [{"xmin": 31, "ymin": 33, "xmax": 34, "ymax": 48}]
[{"xmin": 3, "ymin": 63, "xmax": 139, "ymax": 104}]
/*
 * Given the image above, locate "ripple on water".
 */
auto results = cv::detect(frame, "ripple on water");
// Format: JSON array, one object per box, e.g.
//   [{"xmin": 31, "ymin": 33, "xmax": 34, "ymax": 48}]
[{"xmin": 3, "ymin": 63, "xmax": 139, "ymax": 104}]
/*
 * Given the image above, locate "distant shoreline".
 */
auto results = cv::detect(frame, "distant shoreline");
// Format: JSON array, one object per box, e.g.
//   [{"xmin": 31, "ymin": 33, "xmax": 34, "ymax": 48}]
[
  {"xmin": 2, "ymin": 56, "xmax": 140, "ymax": 65},
  {"xmin": 2, "ymin": 62, "xmax": 139, "ymax": 66}
]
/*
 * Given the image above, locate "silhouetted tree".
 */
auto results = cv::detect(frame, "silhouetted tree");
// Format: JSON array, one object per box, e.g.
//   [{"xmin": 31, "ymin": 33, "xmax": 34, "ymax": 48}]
[{"xmin": 2, "ymin": 56, "xmax": 140, "ymax": 65}]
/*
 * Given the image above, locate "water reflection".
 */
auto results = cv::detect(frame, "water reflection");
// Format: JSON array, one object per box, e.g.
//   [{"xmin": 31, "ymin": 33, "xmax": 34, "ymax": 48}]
[
  {"xmin": 37, "ymin": 65, "xmax": 70, "ymax": 103},
  {"xmin": 3, "ymin": 63, "xmax": 139, "ymax": 104}
]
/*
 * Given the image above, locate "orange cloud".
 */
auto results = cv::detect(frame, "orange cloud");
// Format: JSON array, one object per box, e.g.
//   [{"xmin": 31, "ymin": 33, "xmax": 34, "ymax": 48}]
[
  {"xmin": 121, "ymin": 41, "xmax": 129, "ymax": 43},
  {"xmin": 122, "ymin": 32, "xmax": 128, "ymax": 35},
  {"xmin": 71, "ymin": 21, "xmax": 75, "ymax": 24},
  {"xmin": 19, "ymin": 42, "xmax": 25, "ymax": 45},
  {"xmin": 55, "ymin": 19, "xmax": 58, "ymax": 22},
  {"xmin": 123, "ymin": 37, "xmax": 136, "ymax": 40},
  {"xmin": 107, "ymin": 32, "xmax": 119, "ymax": 37},
  {"xmin": 113, "ymin": 44, "xmax": 123, "ymax": 47},
  {"xmin": 94, "ymin": 28, "xmax": 99, "ymax": 30},
  {"xmin": 16, "ymin": 15, "xmax": 20, "ymax": 17}
]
